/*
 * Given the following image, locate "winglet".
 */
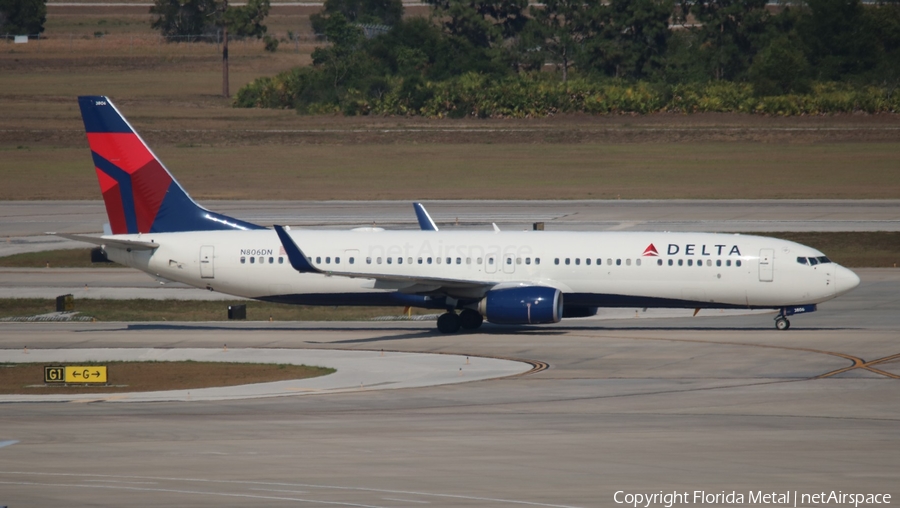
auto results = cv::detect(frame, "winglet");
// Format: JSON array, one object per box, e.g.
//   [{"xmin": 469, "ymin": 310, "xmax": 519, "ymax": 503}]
[
  {"xmin": 492, "ymin": 223, "xmax": 501, "ymax": 233},
  {"xmin": 274, "ymin": 225, "xmax": 321, "ymax": 274},
  {"xmin": 413, "ymin": 202, "xmax": 438, "ymax": 231}
]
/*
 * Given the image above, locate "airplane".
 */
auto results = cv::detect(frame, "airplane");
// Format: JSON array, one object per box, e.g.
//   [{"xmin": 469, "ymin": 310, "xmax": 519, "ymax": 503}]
[{"xmin": 63, "ymin": 95, "xmax": 861, "ymax": 333}]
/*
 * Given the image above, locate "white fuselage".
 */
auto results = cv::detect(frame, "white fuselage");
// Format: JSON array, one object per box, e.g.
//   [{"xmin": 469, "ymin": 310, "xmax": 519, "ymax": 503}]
[{"xmin": 102, "ymin": 229, "xmax": 859, "ymax": 311}]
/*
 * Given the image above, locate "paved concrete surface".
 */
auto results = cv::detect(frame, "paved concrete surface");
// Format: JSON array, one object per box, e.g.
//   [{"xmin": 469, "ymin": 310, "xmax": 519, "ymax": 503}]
[
  {"xmin": 0, "ymin": 269, "xmax": 897, "ymax": 507},
  {"xmin": 0, "ymin": 348, "xmax": 530, "ymax": 403},
  {"xmin": 2, "ymin": 200, "xmax": 899, "ymax": 256}
]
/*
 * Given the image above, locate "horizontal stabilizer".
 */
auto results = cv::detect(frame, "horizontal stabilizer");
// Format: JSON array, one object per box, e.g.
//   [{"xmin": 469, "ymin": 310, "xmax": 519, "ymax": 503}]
[{"xmin": 50, "ymin": 232, "xmax": 159, "ymax": 251}]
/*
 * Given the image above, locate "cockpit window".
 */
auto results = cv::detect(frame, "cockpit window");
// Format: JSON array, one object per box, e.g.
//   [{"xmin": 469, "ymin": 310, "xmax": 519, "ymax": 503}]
[
  {"xmin": 797, "ymin": 257, "xmax": 808, "ymax": 265},
  {"xmin": 816, "ymin": 256, "xmax": 832, "ymax": 264},
  {"xmin": 808, "ymin": 257, "xmax": 819, "ymax": 266}
]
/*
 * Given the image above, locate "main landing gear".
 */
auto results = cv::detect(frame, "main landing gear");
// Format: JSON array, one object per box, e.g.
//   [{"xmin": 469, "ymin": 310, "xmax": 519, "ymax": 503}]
[{"xmin": 437, "ymin": 309, "xmax": 484, "ymax": 334}]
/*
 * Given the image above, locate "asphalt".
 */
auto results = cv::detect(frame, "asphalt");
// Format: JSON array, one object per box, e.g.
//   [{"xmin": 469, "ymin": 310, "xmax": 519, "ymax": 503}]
[{"xmin": 0, "ymin": 268, "xmax": 898, "ymax": 507}]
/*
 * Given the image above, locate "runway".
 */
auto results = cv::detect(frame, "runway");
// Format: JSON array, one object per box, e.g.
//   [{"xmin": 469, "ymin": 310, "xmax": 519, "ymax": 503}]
[{"xmin": 1, "ymin": 269, "xmax": 898, "ymax": 507}]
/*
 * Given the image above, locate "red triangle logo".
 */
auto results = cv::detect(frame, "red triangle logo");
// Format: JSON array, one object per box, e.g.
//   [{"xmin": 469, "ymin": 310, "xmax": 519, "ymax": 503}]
[{"xmin": 643, "ymin": 244, "xmax": 659, "ymax": 256}]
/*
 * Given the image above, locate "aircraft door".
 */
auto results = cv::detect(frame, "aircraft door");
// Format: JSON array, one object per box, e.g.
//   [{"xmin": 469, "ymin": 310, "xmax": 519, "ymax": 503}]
[
  {"xmin": 503, "ymin": 254, "xmax": 515, "ymax": 274},
  {"xmin": 759, "ymin": 248, "xmax": 774, "ymax": 282},
  {"xmin": 200, "ymin": 245, "xmax": 215, "ymax": 279}
]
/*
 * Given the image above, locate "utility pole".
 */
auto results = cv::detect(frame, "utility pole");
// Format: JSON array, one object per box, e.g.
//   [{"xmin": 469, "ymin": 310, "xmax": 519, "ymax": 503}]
[{"xmin": 222, "ymin": 0, "xmax": 229, "ymax": 98}]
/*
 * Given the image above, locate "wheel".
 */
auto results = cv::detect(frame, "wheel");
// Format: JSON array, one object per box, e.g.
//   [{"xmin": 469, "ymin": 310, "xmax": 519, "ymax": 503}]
[
  {"xmin": 459, "ymin": 309, "xmax": 484, "ymax": 330},
  {"xmin": 437, "ymin": 312, "xmax": 461, "ymax": 333},
  {"xmin": 775, "ymin": 317, "xmax": 790, "ymax": 330}
]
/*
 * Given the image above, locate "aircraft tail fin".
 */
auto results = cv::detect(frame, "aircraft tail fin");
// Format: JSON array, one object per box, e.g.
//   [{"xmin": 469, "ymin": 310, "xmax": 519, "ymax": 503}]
[{"xmin": 78, "ymin": 96, "xmax": 264, "ymax": 234}]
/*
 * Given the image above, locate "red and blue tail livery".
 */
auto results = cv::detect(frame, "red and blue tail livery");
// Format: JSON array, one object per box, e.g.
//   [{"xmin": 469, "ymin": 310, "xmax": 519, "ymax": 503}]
[{"xmin": 78, "ymin": 96, "xmax": 264, "ymax": 234}]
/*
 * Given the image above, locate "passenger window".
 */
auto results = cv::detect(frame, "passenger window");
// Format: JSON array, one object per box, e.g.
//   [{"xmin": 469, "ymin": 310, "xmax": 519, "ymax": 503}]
[
  {"xmin": 240, "ymin": 257, "xmax": 246, "ymax": 264},
  {"xmin": 447, "ymin": 257, "xmax": 452, "ymax": 264},
  {"xmin": 326, "ymin": 257, "xmax": 331, "ymax": 264},
  {"xmin": 668, "ymin": 259, "xmax": 674, "ymax": 266},
  {"xmin": 315, "ymin": 256, "xmax": 321, "ymax": 263},
  {"xmin": 575, "ymin": 258, "xmax": 580, "ymax": 265},
  {"xmin": 687, "ymin": 259, "xmax": 693, "ymax": 266},
  {"xmin": 418, "ymin": 258, "xmax": 423, "ymax": 264},
  {"xmin": 607, "ymin": 258, "xmax": 612, "ymax": 265},
  {"xmin": 716, "ymin": 260, "xmax": 722, "ymax": 267},
  {"xmin": 657, "ymin": 259, "xmax": 663, "ymax": 266},
  {"xmin": 736, "ymin": 260, "xmax": 742, "ymax": 267},
  {"xmin": 397, "ymin": 257, "xmax": 403, "ymax": 264},
  {"xmin": 349, "ymin": 257, "xmax": 354, "ymax": 264},
  {"xmin": 335, "ymin": 257, "xmax": 340, "ymax": 264},
  {"xmin": 555, "ymin": 258, "xmax": 560, "ymax": 265},
  {"xmin": 507, "ymin": 258, "xmax": 513, "ymax": 265},
  {"xmin": 487, "ymin": 258, "xmax": 493, "ymax": 265},
  {"xmin": 626, "ymin": 259, "xmax": 632, "ymax": 266},
  {"xmin": 726, "ymin": 260, "xmax": 731, "ymax": 267},
  {"xmin": 387, "ymin": 257, "xmax": 392, "ymax": 264},
  {"xmin": 269, "ymin": 257, "xmax": 274, "ymax": 264},
  {"xmin": 706, "ymin": 259, "xmax": 711, "ymax": 266},
  {"xmin": 526, "ymin": 258, "xmax": 531, "ymax": 265},
  {"xmin": 427, "ymin": 257, "xmax": 433, "ymax": 264},
  {"xmin": 616, "ymin": 259, "xmax": 621, "ymax": 266},
  {"xmin": 477, "ymin": 258, "xmax": 483, "ymax": 264},
  {"xmin": 279, "ymin": 257, "xmax": 284, "ymax": 264},
  {"xmin": 251, "ymin": 257, "xmax": 256, "ymax": 264},
  {"xmin": 366, "ymin": 257, "xmax": 372, "ymax": 264},
  {"xmin": 457, "ymin": 257, "xmax": 462, "ymax": 264},
  {"xmin": 466, "ymin": 258, "xmax": 472, "ymax": 264},
  {"xmin": 596, "ymin": 258, "xmax": 602, "ymax": 265},
  {"xmin": 678, "ymin": 260, "xmax": 683, "ymax": 266},
  {"xmin": 408, "ymin": 257, "xmax": 413, "ymax": 264},
  {"xmin": 636, "ymin": 259, "xmax": 641, "ymax": 266},
  {"xmin": 535, "ymin": 258, "xmax": 541, "ymax": 265},
  {"xmin": 586, "ymin": 258, "xmax": 591, "ymax": 266},
  {"xmin": 377, "ymin": 257, "xmax": 382, "ymax": 264},
  {"xmin": 436, "ymin": 257, "xmax": 441, "ymax": 265},
  {"xmin": 565, "ymin": 258, "xmax": 570, "ymax": 265},
  {"xmin": 516, "ymin": 257, "xmax": 522, "ymax": 265}
]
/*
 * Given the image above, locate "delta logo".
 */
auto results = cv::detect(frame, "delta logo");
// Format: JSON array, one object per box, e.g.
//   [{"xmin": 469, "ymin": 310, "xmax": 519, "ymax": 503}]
[{"xmin": 641, "ymin": 243, "xmax": 743, "ymax": 257}]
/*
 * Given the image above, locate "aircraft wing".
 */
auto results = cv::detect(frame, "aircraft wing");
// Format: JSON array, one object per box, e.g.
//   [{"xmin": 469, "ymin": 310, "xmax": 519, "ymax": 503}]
[
  {"xmin": 274, "ymin": 225, "xmax": 494, "ymax": 295},
  {"xmin": 49, "ymin": 232, "xmax": 159, "ymax": 251}
]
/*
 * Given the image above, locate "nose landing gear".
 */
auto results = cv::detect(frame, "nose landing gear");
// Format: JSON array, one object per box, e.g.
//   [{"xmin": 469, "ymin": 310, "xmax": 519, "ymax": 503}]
[{"xmin": 775, "ymin": 316, "xmax": 791, "ymax": 330}]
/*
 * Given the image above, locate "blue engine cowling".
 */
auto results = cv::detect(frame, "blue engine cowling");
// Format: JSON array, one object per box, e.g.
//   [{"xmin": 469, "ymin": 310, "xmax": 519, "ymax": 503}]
[{"xmin": 477, "ymin": 287, "xmax": 563, "ymax": 325}]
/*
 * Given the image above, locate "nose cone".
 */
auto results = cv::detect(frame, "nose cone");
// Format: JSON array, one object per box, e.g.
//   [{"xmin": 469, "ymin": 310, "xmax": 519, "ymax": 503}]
[{"xmin": 834, "ymin": 265, "xmax": 861, "ymax": 296}]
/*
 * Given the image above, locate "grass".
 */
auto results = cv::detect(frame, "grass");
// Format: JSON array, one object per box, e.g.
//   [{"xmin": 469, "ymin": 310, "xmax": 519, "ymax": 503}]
[
  {"xmin": 0, "ymin": 361, "xmax": 335, "ymax": 394},
  {"xmin": 0, "ymin": 248, "xmax": 123, "ymax": 268},
  {"xmin": 3, "ymin": 143, "xmax": 900, "ymax": 200},
  {"xmin": 0, "ymin": 298, "xmax": 434, "ymax": 321}
]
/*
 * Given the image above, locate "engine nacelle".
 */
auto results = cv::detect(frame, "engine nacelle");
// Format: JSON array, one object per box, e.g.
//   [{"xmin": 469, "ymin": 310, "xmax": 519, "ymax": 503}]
[{"xmin": 477, "ymin": 287, "xmax": 563, "ymax": 325}]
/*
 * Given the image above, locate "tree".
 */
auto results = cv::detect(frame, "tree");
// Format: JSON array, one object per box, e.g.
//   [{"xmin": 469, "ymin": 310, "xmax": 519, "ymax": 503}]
[
  {"xmin": 529, "ymin": 0, "xmax": 596, "ymax": 82},
  {"xmin": 224, "ymin": 0, "xmax": 270, "ymax": 38},
  {"xmin": 426, "ymin": 0, "xmax": 528, "ymax": 48},
  {"xmin": 678, "ymin": 0, "xmax": 770, "ymax": 81},
  {"xmin": 748, "ymin": 34, "xmax": 810, "ymax": 95},
  {"xmin": 0, "ymin": 0, "xmax": 47, "ymax": 35},
  {"xmin": 311, "ymin": 13, "xmax": 369, "ymax": 88},
  {"xmin": 150, "ymin": 0, "xmax": 219, "ymax": 40},
  {"xmin": 311, "ymin": 0, "xmax": 404, "ymax": 35},
  {"xmin": 584, "ymin": 0, "xmax": 673, "ymax": 79},
  {"xmin": 797, "ymin": 0, "xmax": 879, "ymax": 80}
]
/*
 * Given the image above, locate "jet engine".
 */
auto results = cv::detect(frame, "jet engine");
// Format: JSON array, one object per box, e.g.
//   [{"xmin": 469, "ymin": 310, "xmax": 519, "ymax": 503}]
[{"xmin": 477, "ymin": 287, "xmax": 563, "ymax": 325}]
